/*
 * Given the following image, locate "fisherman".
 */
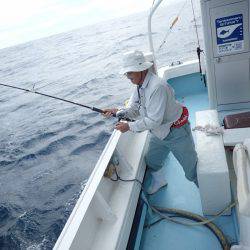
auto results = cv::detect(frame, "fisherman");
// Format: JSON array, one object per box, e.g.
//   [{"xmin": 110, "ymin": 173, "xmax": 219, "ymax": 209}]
[{"xmin": 104, "ymin": 50, "xmax": 198, "ymax": 194}]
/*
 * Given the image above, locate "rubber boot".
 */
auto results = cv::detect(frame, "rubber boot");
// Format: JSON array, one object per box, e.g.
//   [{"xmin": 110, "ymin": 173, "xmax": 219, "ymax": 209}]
[{"xmin": 147, "ymin": 168, "xmax": 168, "ymax": 195}]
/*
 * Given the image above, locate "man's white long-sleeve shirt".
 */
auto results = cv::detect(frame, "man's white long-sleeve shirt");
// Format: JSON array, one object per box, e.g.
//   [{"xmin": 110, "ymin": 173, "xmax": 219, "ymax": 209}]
[{"xmin": 124, "ymin": 72, "xmax": 183, "ymax": 140}]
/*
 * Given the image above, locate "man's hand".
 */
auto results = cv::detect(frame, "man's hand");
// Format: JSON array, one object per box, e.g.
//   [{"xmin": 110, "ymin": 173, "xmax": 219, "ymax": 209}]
[
  {"xmin": 115, "ymin": 122, "xmax": 130, "ymax": 133},
  {"xmin": 102, "ymin": 108, "xmax": 118, "ymax": 118}
]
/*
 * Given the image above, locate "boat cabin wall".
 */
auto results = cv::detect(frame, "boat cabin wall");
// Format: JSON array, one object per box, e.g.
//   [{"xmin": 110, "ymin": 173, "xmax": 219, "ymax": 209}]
[{"xmin": 200, "ymin": 0, "xmax": 250, "ymax": 114}]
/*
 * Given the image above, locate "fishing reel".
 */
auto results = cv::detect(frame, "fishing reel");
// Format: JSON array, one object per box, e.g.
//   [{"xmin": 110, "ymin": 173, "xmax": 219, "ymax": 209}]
[{"xmin": 115, "ymin": 110, "xmax": 134, "ymax": 122}]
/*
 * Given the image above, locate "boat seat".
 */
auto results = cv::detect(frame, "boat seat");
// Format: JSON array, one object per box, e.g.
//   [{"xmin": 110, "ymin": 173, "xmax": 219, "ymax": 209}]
[
  {"xmin": 223, "ymin": 111, "xmax": 250, "ymax": 147},
  {"xmin": 195, "ymin": 109, "xmax": 231, "ymax": 215},
  {"xmin": 223, "ymin": 111, "xmax": 250, "ymax": 129}
]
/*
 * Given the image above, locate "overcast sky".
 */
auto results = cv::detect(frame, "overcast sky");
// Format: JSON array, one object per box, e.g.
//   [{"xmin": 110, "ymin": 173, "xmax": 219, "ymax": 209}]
[{"xmin": 0, "ymin": 0, "xmax": 184, "ymax": 49}]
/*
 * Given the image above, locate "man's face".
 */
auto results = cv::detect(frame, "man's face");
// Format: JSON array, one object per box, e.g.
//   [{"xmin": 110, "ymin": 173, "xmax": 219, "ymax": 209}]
[{"xmin": 125, "ymin": 71, "xmax": 142, "ymax": 85}]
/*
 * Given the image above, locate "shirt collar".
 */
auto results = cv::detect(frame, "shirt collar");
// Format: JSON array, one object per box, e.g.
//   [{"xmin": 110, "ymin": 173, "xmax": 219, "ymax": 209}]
[{"xmin": 140, "ymin": 71, "xmax": 151, "ymax": 89}]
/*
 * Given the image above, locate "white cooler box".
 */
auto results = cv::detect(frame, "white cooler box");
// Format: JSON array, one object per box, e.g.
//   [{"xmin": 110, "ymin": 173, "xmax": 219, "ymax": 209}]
[{"xmin": 196, "ymin": 110, "xmax": 231, "ymax": 215}]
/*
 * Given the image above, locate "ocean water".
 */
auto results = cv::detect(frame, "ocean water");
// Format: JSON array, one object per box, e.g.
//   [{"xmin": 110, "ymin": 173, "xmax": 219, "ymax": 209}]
[{"xmin": 0, "ymin": 1, "xmax": 203, "ymax": 249}]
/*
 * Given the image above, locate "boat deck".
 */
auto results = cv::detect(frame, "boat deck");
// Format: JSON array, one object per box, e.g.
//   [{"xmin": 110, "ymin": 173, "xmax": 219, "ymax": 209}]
[{"xmin": 136, "ymin": 73, "xmax": 239, "ymax": 250}]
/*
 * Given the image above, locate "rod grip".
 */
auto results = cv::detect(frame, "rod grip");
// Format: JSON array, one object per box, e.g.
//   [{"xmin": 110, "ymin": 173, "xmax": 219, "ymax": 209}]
[{"xmin": 92, "ymin": 107, "xmax": 104, "ymax": 113}]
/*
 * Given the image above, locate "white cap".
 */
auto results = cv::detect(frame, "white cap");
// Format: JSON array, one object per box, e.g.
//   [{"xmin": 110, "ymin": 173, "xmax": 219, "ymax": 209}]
[{"xmin": 119, "ymin": 50, "xmax": 153, "ymax": 75}]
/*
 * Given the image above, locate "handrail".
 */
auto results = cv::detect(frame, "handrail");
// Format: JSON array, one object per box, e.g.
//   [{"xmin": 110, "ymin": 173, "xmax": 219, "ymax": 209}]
[{"xmin": 148, "ymin": 0, "xmax": 165, "ymax": 74}]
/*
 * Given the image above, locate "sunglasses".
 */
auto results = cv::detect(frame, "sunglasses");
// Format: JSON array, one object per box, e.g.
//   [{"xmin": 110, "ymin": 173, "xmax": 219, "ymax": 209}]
[{"xmin": 124, "ymin": 72, "xmax": 133, "ymax": 77}]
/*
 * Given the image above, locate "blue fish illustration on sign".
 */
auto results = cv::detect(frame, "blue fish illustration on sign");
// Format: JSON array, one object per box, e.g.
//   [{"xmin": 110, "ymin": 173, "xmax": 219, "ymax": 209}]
[
  {"xmin": 219, "ymin": 29, "xmax": 230, "ymax": 36},
  {"xmin": 217, "ymin": 23, "xmax": 242, "ymax": 39}
]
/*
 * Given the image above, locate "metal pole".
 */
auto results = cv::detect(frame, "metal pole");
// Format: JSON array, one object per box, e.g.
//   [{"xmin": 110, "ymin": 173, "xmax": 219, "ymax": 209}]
[{"xmin": 148, "ymin": 0, "xmax": 165, "ymax": 74}]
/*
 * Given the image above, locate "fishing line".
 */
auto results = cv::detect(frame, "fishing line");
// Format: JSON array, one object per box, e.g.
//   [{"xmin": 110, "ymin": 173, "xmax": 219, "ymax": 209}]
[{"xmin": 157, "ymin": 0, "xmax": 188, "ymax": 52}]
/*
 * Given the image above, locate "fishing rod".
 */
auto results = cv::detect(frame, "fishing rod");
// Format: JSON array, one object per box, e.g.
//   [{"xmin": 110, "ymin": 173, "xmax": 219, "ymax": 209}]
[{"xmin": 0, "ymin": 83, "xmax": 133, "ymax": 121}]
